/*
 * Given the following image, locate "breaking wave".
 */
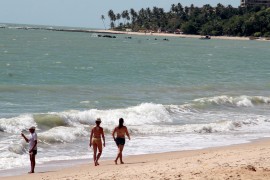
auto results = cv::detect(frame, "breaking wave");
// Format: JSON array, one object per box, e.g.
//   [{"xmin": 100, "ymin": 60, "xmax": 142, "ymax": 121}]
[
  {"xmin": 193, "ymin": 95, "xmax": 270, "ymax": 107},
  {"xmin": 38, "ymin": 126, "xmax": 88, "ymax": 143},
  {"xmin": 0, "ymin": 95, "xmax": 269, "ymax": 146}
]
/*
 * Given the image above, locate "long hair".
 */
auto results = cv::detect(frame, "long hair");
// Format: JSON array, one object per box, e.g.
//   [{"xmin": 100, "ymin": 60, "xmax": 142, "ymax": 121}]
[{"xmin": 118, "ymin": 118, "xmax": 124, "ymax": 129}]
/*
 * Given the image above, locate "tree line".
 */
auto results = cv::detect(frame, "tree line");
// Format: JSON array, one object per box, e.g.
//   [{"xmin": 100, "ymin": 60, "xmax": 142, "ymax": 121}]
[{"xmin": 102, "ymin": 3, "xmax": 270, "ymax": 37}]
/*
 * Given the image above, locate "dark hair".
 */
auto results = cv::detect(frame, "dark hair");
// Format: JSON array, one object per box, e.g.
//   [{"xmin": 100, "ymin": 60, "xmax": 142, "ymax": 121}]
[{"xmin": 118, "ymin": 118, "xmax": 124, "ymax": 129}]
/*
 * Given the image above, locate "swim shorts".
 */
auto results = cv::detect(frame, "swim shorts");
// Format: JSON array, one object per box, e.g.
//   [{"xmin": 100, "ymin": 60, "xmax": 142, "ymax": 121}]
[
  {"xmin": 115, "ymin": 137, "xmax": 125, "ymax": 146},
  {"xmin": 31, "ymin": 150, "xmax": 37, "ymax": 155}
]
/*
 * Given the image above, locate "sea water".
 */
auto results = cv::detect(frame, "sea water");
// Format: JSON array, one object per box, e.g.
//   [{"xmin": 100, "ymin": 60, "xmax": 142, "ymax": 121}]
[{"xmin": 0, "ymin": 24, "xmax": 270, "ymax": 171}]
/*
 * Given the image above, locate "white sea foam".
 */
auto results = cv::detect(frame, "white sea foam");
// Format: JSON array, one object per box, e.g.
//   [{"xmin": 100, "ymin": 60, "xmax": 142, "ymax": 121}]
[
  {"xmin": 58, "ymin": 103, "xmax": 173, "ymax": 126},
  {"xmin": 194, "ymin": 95, "xmax": 270, "ymax": 107},
  {"xmin": 0, "ymin": 99, "xmax": 269, "ymax": 137},
  {"xmin": 80, "ymin": 101, "xmax": 90, "ymax": 104},
  {"xmin": 0, "ymin": 114, "xmax": 35, "ymax": 133},
  {"xmin": 38, "ymin": 126, "xmax": 88, "ymax": 144}
]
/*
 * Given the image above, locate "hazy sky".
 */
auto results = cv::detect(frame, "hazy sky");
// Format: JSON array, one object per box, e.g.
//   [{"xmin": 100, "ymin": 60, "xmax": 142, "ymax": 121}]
[{"xmin": 1, "ymin": 0, "xmax": 239, "ymax": 28}]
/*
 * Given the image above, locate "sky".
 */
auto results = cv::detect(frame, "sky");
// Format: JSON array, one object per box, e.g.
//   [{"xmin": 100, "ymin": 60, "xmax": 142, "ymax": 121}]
[{"xmin": 0, "ymin": 0, "xmax": 239, "ymax": 28}]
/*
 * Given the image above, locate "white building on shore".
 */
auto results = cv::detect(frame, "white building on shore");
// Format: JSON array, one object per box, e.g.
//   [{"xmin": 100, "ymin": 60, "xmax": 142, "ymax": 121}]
[{"xmin": 241, "ymin": 0, "xmax": 270, "ymax": 7}]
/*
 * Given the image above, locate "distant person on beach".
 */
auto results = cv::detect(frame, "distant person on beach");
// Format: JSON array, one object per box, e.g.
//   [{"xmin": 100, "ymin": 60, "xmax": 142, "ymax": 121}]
[
  {"xmin": 112, "ymin": 118, "xmax": 130, "ymax": 164},
  {"xmin": 89, "ymin": 118, "xmax": 105, "ymax": 166},
  {"xmin": 21, "ymin": 126, "xmax": 38, "ymax": 174}
]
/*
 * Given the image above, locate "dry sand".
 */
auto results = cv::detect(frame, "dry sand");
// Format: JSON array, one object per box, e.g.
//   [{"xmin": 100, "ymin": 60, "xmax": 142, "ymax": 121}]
[
  {"xmin": 93, "ymin": 30, "xmax": 250, "ymax": 41},
  {"xmin": 2, "ymin": 139, "xmax": 270, "ymax": 180}
]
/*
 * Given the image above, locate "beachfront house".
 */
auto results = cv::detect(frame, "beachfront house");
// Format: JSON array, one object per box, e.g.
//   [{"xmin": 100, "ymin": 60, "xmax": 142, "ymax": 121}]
[{"xmin": 241, "ymin": 0, "xmax": 270, "ymax": 7}]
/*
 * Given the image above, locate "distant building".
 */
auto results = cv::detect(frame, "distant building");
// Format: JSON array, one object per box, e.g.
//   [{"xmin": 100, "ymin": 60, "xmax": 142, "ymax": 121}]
[{"xmin": 241, "ymin": 0, "xmax": 270, "ymax": 7}]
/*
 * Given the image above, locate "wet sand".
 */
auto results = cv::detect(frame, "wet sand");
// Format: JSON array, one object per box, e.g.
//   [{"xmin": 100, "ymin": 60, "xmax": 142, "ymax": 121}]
[{"xmin": 2, "ymin": 139, "xmax": 270, "ymax": 180}]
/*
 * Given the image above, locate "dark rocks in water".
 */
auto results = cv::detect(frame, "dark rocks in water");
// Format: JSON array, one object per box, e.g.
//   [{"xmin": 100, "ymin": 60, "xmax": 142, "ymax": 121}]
[
  {"xmin": 102, "ymin": 35, "xmax": 116, "ymax": 38},
  {"xmin": 163, "ymin": 38, "xmax": 169, "ymax": 41},
  {"xmin": 125, "ymin": 37, "xmax": 132, "ymax": 39},
  {"xmin": 97, "ymin": 35, "xmax": 116, "ymax": 38}
]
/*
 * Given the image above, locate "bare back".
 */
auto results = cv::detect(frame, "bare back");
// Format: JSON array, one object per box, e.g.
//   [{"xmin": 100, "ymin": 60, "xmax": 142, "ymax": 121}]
[
  {"xmin": 114, "ymin": 126, "xmax": 129, "ymax": 138},
  {"xmin": 92, "ymin": 126, "xmax": 104, "ymax": 138}
]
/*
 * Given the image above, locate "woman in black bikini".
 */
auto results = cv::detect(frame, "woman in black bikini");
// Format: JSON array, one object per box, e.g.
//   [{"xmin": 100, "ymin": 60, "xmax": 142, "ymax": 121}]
[{"xmin": 112, "ymin": 118, "xmax": 130, "ymax": 164}]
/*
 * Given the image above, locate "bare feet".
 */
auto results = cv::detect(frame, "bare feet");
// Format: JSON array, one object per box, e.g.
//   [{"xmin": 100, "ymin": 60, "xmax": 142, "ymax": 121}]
[
  {"xmin": 94, "ymin": 161, "xmax": 99, "ymax": 166},
  {"xmin": 120, "ymin": 161, "xmax": 124, "ymax": 164},
  {"xmin": 28, "ymin": 171, "xmax": 34, "ymax": 174},
  {"xmin": 114, "ymin": 160, "xmax": 117, "ymax": 165}
]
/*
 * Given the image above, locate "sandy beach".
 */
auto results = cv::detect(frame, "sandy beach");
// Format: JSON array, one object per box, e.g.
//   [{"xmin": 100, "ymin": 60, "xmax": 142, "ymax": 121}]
[
  {"xmin": 93, "ymin": 30, "xmax": 251, "ymax": 41},
  {"xmin": 2, "ymin": 139, "xmax": 270, "ymax": 180}
]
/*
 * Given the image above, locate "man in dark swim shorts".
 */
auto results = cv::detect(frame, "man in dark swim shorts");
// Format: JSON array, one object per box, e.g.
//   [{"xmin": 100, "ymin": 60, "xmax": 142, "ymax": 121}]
[
  {"xmin": 112, "ymin": 118, "xmax": 130, "ymax": 164},
  {"xmin": 115, "ymin": 137, "xmax": 125, "ymax": 146}
]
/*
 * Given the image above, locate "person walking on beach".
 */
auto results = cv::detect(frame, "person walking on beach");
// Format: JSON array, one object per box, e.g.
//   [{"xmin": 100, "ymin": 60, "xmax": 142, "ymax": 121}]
[
  {"xmin": 89, "ymin": 118, "xmax": 105, "ymax": 166},
  {"xmin": 21, "ymin": 126, "xmax": 38, "ymax": 174},
  {"xmin": 112, "ymin": 118, "xmax": 130, "ymax": 165}
]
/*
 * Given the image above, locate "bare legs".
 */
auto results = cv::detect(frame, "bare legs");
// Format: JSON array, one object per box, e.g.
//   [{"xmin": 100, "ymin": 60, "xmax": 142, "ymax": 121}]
[
  {"xmin": 93, "ymin": 143, "xmax": 102, "ymax": 166},
  {"xmin": 29, "ymin": 154, "xmax": 36, "ymax": 173},
  {"xmin": 115, "ymin": 145, "xmax": 124, "ymax": 165}
]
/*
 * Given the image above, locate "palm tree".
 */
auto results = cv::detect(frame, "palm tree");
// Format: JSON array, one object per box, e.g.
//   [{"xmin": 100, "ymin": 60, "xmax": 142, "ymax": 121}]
[
  {"xmin": 121, "ymin": 10, "xmax": 127, "ymax": 25},
  {"xmin": 121, "ymin": 10, "xmax": 130, "ymax": 26},
  {"xmin": 171, "ymin": 4, "xmax": 176, "ymax": 14},
  {"xmin": 177, "ymin": 3, "xmax": 183, "ymax": 15},
  {"xmin": 101, "ymin": 15, "xmax": 106, "ymax": 30},
  {"xmin": 116, "ymin": 13, "xmax": 121, "ymax": 26},
  {"xmin": 130, "ymin": 8, "xmax": 138, "ymax": 23},
  {"xmin": 146, "ymin": 7, "xmax": 152, "ymax": 20},
  {"xmin": 108, "ymin": 9, "xmax": 116, "ymax": 29},
  {"xmin": 215, "ymin": 3, "xmax": 224, "ymax": 20},
  {"xmin": 110, "ymin": 22, "xmax": 115, "ymax": 29},
  {"xmin": 138, "ymin": 8, "xmax": 146, "ymax": 27}
]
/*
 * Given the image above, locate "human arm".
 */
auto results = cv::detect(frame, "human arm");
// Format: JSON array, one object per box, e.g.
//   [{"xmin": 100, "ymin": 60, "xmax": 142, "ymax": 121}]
[
  {"xmin": 89, "ymin": 129, "xmax": 93, "ymax": 147},
  {"xmin": 112, "ymin": 127, "xmax": 116, "ymax": 141},
  {"xmin": 101, "ymin": 128, "xmax": 105, "ymax": 147},
  {"xmin": 21, "ymin": 133, "xmax": 29, "ymax": 143}
]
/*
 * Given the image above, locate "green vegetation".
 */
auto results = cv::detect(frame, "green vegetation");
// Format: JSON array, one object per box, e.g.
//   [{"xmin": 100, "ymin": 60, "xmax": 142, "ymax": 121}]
[{"xmin": 103, "ymin": 3, "xmax": 270, "ymax": 37}]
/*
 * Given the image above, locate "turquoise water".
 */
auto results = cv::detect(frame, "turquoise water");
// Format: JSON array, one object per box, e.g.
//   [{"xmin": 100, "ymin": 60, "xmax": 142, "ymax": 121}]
[
  {"xmin": 0, "ymin": 24, "xmax": 270, "ymax": 171},
  {"xmin": 1, "ymin": 26, "xmax": 269, "ymax": 115}
]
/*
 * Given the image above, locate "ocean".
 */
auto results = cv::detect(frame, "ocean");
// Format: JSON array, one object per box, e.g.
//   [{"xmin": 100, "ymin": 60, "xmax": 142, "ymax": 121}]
[{"xmin": 0, "ymin": 24, "xmax": 270, "ymax": 171}]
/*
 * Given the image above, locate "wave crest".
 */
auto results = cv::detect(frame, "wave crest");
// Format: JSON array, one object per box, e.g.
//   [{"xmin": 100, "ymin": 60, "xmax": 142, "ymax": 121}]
[
  {"xmin": 34, "ymin": 114, "xmax": 68, "ymax": 129},
  {"xmin": 39, "ymin": 126, "xmax": 88, "ymax": 144},
  {"xmin": 194, "ymin": 95, "xmax": 270, "ymax": 107},
  {"xmin": 0, "ymin": 115, "xmax": 36, "ymax": 133}
]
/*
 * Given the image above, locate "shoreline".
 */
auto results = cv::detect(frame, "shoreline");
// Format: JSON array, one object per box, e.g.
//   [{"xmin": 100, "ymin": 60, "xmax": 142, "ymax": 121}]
[
  {"xmin": 2, "ymin": 138, "xmax": 270, "ymax": 180},
  {"xmin": 92, "ymin": 29, "xmax": 250, "ymax": 41},
  {"xmin": 3, "ymin": 25, "xmax": 269, "ymax": 41}
]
